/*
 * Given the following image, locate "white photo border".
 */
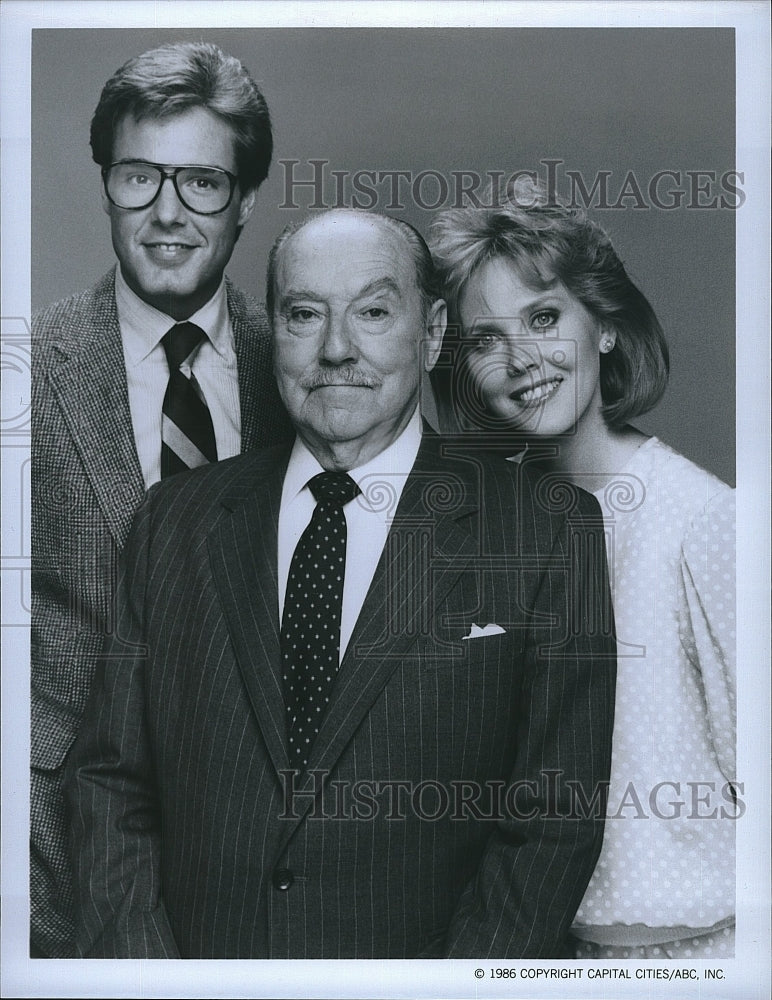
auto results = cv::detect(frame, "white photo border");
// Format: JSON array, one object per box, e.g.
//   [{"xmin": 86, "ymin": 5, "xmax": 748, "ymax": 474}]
[{"xmin": 2, "ymin": 2, "xmax": 769, "ymax": 998}]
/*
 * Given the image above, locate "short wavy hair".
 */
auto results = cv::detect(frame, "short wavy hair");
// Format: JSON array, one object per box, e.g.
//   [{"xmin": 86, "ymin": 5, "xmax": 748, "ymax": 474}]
[
  {"xmin": 429, "ymin": 177, "xmax": 669, "ymax": 429},
  {"xmin": 90, "ymin": 41, "xmax": 272, "ymax": 192}
]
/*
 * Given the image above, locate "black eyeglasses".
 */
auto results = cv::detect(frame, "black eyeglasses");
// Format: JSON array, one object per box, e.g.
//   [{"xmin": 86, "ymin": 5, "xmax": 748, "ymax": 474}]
[{"xmin": 102, "ymin": 160, "xmax": 238, "ymax": 215}]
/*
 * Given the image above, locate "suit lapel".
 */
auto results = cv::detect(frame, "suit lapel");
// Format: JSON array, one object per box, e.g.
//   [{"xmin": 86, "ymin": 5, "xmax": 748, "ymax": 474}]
[
  {"xmin": 207, "ymin": 448, "xmax": 292, "ymax": 781},
  {"xmin": 295, "ymin": 438, "xmax": 481, "ymax": 804},
  {"xmin": 229, "ymin": 280, "xmax": 270, "ymax": 454},
  {"xmin": 229, "ymin": 282, "xmax": 257, "ymax": 454},
  {"xmin": 208, "ymin": 436, "xmax": 482, "ymax": 833},
  {"xmin": 229, "ymin": 280, "xmax": 294, "ymax": 454},
  {"xmin": 46, "ymin": 270, "xmax": 145, "ymax": 548}
]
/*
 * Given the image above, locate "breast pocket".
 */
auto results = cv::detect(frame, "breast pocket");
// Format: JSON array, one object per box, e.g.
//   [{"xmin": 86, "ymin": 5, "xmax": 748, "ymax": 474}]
[{"xmin": 415, "ymin": 623, "xmax": 517, "ymax": 672}]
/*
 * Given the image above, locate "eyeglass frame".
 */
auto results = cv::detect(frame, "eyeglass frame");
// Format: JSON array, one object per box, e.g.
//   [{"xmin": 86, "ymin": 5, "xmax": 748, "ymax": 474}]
[{"xmin": 101, "ymin": 160, "xmax": 240, "ymax": 216}]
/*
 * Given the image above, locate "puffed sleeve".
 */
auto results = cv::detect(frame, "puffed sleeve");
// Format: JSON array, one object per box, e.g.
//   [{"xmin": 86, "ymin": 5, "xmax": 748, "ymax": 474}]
[{"xmin": 677, "ymin": 487, "xmax": 736, "ymax": 781}]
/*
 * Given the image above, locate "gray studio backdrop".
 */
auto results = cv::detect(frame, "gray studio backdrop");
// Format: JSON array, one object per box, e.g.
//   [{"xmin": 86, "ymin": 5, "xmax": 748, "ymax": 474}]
[{"xmin": 32, "ymin": 28, "xmax": 736, "ymax": 484}]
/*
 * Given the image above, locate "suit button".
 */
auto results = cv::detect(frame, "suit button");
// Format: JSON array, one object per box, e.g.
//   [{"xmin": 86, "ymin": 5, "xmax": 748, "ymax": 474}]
[{"xmin": 272, "ymin": 868, "xmax": 294, "ymax": 891}]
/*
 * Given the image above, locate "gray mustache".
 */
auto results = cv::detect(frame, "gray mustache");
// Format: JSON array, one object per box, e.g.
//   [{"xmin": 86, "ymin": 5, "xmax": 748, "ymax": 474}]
[{"xmin": 301, "ymin": 369, "xmax": 381, "ymax": 389}]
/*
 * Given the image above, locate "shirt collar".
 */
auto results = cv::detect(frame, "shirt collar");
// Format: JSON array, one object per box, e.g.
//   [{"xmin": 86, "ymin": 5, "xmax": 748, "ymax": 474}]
[
  {"xmin": 283, "ymin": 408, "xmax": 423, "ymax": 508},
  {"xmin": 115, "ymin": 266, "xmax": 230, "ymax": 366}
]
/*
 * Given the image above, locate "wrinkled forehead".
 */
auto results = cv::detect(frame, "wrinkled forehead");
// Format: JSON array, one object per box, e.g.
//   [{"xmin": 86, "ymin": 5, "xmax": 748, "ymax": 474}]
[{"xmin": 275, "ymin": 214, "xmax": 419, "ymax": 301}]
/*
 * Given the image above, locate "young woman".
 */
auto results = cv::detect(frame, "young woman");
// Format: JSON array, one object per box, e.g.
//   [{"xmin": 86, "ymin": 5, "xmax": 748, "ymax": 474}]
[{"xmin": 429, "ymin": 179, "xmax": 736, "ymax": 959}]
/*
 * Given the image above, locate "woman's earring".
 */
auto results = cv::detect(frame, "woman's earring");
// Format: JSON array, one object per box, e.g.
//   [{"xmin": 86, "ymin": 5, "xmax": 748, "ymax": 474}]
[{"xmin": 600, "ymin": 336, "xmax": 615, "ymax": 354}]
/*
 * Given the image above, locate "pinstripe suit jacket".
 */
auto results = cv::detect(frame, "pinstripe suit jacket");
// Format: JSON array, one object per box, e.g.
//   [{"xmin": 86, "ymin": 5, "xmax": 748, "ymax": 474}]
[
  {"xmin": 66, "ymin": 435, "xmax": 616, "ymax": 958},
  {"xmin": 31, "ymin": 268, "xmax": 292, "ymax": 956}
]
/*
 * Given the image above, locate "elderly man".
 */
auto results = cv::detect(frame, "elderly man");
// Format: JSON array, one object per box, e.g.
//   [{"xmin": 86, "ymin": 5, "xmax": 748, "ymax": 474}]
[
  {"xmin": 66, "ymin": 209, "xmax": 616, "ymax": 958},
  {"xmin": 31, "ymin": 41, "xmax": 291, "ymax": 957}
]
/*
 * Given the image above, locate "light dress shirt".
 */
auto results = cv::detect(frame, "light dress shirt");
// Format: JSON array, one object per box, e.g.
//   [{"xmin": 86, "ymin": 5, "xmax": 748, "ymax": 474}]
[
  {"xmin": 115, "ymin": 268, "xmax": 241, "ymax": 488},
  {"xmin": 278, "ymin": 408, "xmax": 422, "ymax": 660}
]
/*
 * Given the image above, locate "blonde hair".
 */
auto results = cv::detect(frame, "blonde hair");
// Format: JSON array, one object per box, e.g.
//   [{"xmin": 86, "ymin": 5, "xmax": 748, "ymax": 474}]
[{"xmin": 430, "ymin": 177, "xmax": 669, "ymax": 429}]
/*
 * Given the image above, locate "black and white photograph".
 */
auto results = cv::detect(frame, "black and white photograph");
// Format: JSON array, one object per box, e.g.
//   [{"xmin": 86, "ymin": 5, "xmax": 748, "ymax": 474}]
[{"xmin": 1, "ymin": 1, "xmax": 769, "ymax": 998}]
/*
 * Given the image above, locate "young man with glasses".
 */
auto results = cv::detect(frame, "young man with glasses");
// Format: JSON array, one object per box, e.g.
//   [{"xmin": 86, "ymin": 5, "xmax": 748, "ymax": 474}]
[{"xmin": 31, "ymin": 41, "xmax": 291, "ymax": 957}]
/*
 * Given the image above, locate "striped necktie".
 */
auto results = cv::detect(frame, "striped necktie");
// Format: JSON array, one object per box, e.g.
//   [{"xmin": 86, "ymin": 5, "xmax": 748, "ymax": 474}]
[{"xmin": 161, "ymin": 322, "xmax": 217, "ymax": 479}]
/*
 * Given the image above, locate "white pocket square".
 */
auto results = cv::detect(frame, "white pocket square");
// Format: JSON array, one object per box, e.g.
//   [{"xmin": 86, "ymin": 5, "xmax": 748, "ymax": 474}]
[{"xmin": 462, "ymin": 623, "xmax": 506, "ymax": 640}]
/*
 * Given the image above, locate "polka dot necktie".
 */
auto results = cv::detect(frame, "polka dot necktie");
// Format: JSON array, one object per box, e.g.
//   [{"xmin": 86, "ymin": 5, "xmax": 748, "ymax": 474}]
[
  {"xmin": 281, "ymin": 471, "xmax": 361, "ymax": 769},
  {"xmin": 160, "ymin": 322, "xmax": 217, "ymax": 479}
]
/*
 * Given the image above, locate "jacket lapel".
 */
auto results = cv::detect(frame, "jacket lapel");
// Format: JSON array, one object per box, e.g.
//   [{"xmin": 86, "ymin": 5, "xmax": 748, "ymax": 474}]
[
  {"xmin": 291, "ymin": 437, "xmax": 481, "ymax": 810},
  {"xmin": 228, "ymin": 280, "xmax": 289, "ymax": 454},
  {"xmin": 208, "ymin": 436, "xmax": 482, "ymax": 833},
  {"xmin": 45, "ymin": 270, "xmax": 145, "ymax": 548},
  {"xmin": 207, "ymin": 448, "xmax": 293, "ymax": 781},
  {"xmin": 229, "ymin": 281, "xmax": 258, "ymax": 454}
]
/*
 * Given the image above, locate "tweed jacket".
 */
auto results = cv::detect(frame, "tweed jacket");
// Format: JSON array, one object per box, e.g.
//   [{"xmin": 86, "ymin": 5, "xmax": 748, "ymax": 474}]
[
  {"xmin": 66, "ymin": 435, "xmax": 617, "ymax": 959},
  {"xmin": 31, "ymin": 268, "xmax": 292, "ymax": 956}
]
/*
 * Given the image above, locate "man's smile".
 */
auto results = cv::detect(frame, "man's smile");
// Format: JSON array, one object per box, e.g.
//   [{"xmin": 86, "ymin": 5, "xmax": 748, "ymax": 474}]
[{"xmin": 142, "ymin": 241, "xmax": 200, "ymax": 263}]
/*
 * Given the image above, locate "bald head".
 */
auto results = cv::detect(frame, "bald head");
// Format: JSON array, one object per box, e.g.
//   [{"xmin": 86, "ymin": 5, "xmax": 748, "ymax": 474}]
[
  {"xmin": 266, "ymin": 209, "xmax": 438, "ymax": 321},
  {"xmin": 268, "ymin": 209, "xmax": 447, "ymax": 470}
]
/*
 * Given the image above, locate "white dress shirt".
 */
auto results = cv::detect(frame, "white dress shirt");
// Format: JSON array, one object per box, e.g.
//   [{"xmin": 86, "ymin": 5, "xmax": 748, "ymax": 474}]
[
  {"xmin": 278, "ymin": 408, "xmax": 422, "ymax": 660},
  {"xmin": 115, "ymin": 268, "xmax": 241, "ymax": 487}
]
